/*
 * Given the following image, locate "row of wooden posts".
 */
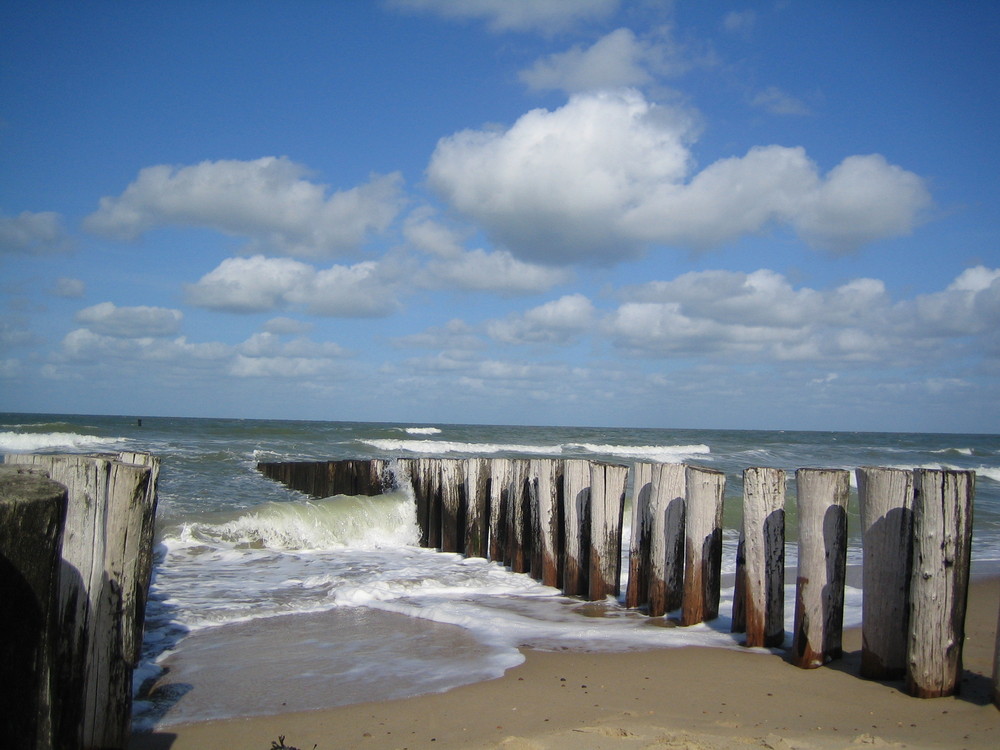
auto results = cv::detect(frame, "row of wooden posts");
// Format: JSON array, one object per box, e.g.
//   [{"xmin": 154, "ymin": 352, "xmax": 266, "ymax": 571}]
[
  {"xmin": 0, "ymin": 452, "xmax": 160, "ymax": 750},
  {"xmin": 257, "ymin": 457, "xmax": 981, "ymax": 701}
]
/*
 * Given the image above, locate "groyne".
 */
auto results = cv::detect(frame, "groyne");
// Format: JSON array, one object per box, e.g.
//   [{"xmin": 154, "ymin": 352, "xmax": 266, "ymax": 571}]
[
  {"xmin": 1, "ymin": 452, "xmax": 160, "ymax": 750},
  {"xmin": 257, "ymin": 457, "xmax": 992, "ymax": 703}
]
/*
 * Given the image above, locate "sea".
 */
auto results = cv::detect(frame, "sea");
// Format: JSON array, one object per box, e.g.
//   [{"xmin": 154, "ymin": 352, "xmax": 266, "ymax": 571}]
[{"xmin": 1, "ymin": 413, "xmax": 999, "ymax": 730}]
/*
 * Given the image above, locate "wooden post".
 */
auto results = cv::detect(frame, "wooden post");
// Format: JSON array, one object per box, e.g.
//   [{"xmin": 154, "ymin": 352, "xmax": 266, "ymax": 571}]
[
  {"xmin": 506, "ymin": 459, "xmax": 531, "ymax": 573},
  {"xmin": 681, "ymin": 465, "xmax": 726, "ymax": 625},
  {"xmin": 7, "ymin": 452, "xmax": 159, "ymax": 750},
  {"xmin": 732, "ymin": 467, "xmax": 786, "ymax": 647},
  {"xmin": 588, "ymin": 462, "xmax": 628, "ymax": 601},
  {"xmin": 562, "ymin": 459, "xmax": 590, "ymax": 597},
  {"xmin": 906, "ymin": 468, "xmax": 974, "ymax": 698},
  {"xmin": 856, "ymin": 466, "xmax": 914, "ymax": 679},
  {"xmin": 487, "ymin": 458, "xmax": 510, "ymax": 563},
  {"xmin": 463, "ymin": 458, "xmax": 489, "ymax": 558},
  {"xmin": 650, "ymin": 463, "xmax": 686, "ymax": 616},
  {"xmin": 625, "ymin": 462, "xmax": 653, "ymax": 609},
  {"xmin": 528, "ymin": 458, "xmax": 562, "ymax": 587},
  {"xmin": 0, "ymin": 465, "xmax": 68, "ymax": 750},
  {"xmin": 424, "ymin": 458, "xmax": 443, "ymax": 550},
  {"xmin": 439, "ymin": 459, "xmax": 463, "ymax": 553},
  {"xmin": 791, "ymin": 468, "xmax": 849, "ymax": 668}
]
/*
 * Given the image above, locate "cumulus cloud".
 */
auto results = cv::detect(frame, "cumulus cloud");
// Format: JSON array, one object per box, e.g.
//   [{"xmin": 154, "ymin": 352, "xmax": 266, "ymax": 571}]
[
  {"xmin": 388, "ymin": 0, "xmax": 619, "ymax": 33},
  {"xmin": 84, "ymin": 157, "xmax": 404, "ymax": 260},
  {"xmin": 520, "ymin": 28, "xmax": 653, "ymax": 92},
  {"xmin": 262, "ymin": 317, "xmax": 313, "ymax": 335},
  {"xmin": 429, "ymin": 90, "xmax": 930, "ymax": 261},
  {"xmin": 0, "ymin": 210, "xmax": 70, "ymax": 254},
  {"xmin": 75, "ymin": 302, "xmax": 183, "ymax": 338},
  {"xmin": 488, "ymin": 293, "xmax": 595, "ymax": 344},
  {"xmin": 186, "ymin": 255, "xmax": 403, "ymax": 317}
]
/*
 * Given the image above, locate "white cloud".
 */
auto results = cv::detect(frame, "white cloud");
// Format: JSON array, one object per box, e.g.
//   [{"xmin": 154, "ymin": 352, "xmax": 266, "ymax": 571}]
[
  {"xmin": 392, "ymin": 319, "xmax": 485, "ymax": 351},
  {"xmin": 75, "ymin": 301, "xmax": 183, "ymax": 338},
  {"xmin": 488, "ymin": 293, "xmax": 595, "ymax": 344},
  {"xmin": 0, "ymin": 210, "xmax": 70, "ymax": 254},
  {"xmin": 84, "ymin": 157, "xmax": 404, "ymax": 260},
  {"xmin": 429, "ymin": 90, "xmax": 929, "ymax": 262},
  {"xmin": 388, "ymin": 0, "xmax": 619, "ymax": 33},
  {"xmin": 186, "ymin": 255, "xmax": 403, "ymax": 317},
  {"xmin": 750, "ymin": 86, "xmax": 812, "ymax": 116},
  {"xmin": 429, "ymin": 89, "xmax": 695, "ymax": 263},
  {"xmin": 53, "ymin": 277, "xmax": 86, "ymax": 298},
  {"xmin": 722, "ymin": 10, "xmax": 756, "ymax": 37},
  {"xmin": 520, "ymin": 28, "xmax": 653, "ymax": 92}
]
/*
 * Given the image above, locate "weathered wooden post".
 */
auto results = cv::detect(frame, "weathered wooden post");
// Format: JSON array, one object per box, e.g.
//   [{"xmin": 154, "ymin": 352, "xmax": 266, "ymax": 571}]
[
  {"xmin": 588, "ymin": 462, "xmax": 628, "ymax": 601},
  {"xmin": 0, "ymin": 465, "xmax": 67, "ymax": 750},
  {"xmin": 463, "ymin": 457, "xmax": 489, "ymax": 558},
  {"xmin": 528, "ymin": 458, "xmax": 562, "ymax": 587},
  {"xmin": 625, "ymin": 462, "xmax": 653, "ymax": 609},
  {"xmin": 439, "ymin": 459, "xmax": 463, "ymax": 553},
  {"xmin": 487, "ymin": 458, "xmax": 510, "ymax": 563},
  {"xmin": 906, "ymin": 468, "xmax": 974, "ymax": 698},
  {"xmin": 732, "ymin": 467, "xmax": 786, "ymax": 647},
  {"xmin": 791, "ymin": 468, "xmax": 850, "ymax": 668},
  {"xmin": 423, "ymin": 458, "xmax": 443, "ymax": 550},
  {"xmin": 650, "ymin": 463, "xmax": 686, "ymax": 616},
  {"xmin": 6, "ymin": 452, "xmax": 159, "ymax": 750},
  {"xmin": 506, "ymin": 459, "xmax": 531, "ymax": 573},
  {"xmin": 856, "ymin": 466, "xmax": 914, "ymax": 679},
  {"xmin": 681, "ymin": 465, "xmax": 726, "ymax": 625},
  {"xmin": 562, "ymin": 459, "xmax": 590, "ymax": 597}
]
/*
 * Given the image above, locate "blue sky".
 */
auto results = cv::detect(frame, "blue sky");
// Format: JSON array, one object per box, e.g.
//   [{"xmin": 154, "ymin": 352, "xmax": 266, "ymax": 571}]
[{"xmin": 2, "ymin": 1, "xmax": 998, "ymax": 433}]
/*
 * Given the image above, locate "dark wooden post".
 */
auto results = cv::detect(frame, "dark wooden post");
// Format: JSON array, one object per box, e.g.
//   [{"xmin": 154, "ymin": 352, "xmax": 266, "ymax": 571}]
[
  {"xmin": 439, "ymin": 458, "xmax": 463, "ymax": 553},
  {"xmin": 625, "ymin": 462, "xmax": 653, "ymax": 609},
  {"xmin": 463, "ymin": 458, "xmax": 489, "ymax": 558},
  {"xmin": 733, "ymin": 467, "xmax": 786, "ymax": 647},
  {"xmin": 791, "ymin": 468, "xmax": 849, "ymax": 669},
  {"xmin": 588, "ymin": 462, "xmax": 628, "ymax": 601},
  {"xmin": 487, "ymin": 458, "xmax": 510, "ymax": 563},
  {"xmin": 906, "ymin": 468, "xmax": 974, "ymax": 698},
  {"xmin": 856, "ymin": 466, "xmax": 914, "ymax": 679},
  {"xmin": 0, "ymin": 465, "xmax": 68, "ymax": 750},
  {"xmin": 562, "ymin": 459, "xmax": 590, "ymax": 597},
  {"xmin": 528, "ymin": 458, "xmax": 562, "ymax": 587},
  {"xmin": 681, "ymin": 465, "xmax": 726, "ymax": 625}
]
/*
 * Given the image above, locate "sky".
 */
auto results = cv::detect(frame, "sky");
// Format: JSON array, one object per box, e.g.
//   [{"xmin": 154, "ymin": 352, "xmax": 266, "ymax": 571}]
[{"xmin": 2, "ymin": 1, "xmax": 999, "ymax": 433}]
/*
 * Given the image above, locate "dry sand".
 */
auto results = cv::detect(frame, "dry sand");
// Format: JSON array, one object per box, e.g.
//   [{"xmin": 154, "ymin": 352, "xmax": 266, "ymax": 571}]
[{"xmin": 130, "ymin": 578, "xmax": 1000, "ymax": 750}]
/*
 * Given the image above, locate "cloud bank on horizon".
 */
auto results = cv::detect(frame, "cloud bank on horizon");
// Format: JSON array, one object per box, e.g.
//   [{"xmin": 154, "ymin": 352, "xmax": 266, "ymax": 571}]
[{"xmin": 2, "ymin": 1, "xmax": 998, "ymax": 432}]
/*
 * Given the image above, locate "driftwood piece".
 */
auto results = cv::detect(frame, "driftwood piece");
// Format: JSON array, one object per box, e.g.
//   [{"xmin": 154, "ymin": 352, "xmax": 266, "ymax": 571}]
[
  {"xmin": 625, "ymin": 462, "xmax": 653, "ymax": 609},
  {"xmin": 588, "ymin": 462, "xmax": 628, "ymax": 601},
  {"xmin": 562, "ymin": 459, "xmax": 590, "ymax": 597},
  {"xmin": 0, "ymin": 466, "xmax": 68, "ymax": 750},
  {"xmin": 906, "ymin": 468, "xmax": 974, "ymax": 698},
  {"xmin": 856, "ymin": 466, "xmax": 914, "ymax": 679},
  {"xmin": 791, "ymin": 468, "xmax": 849, "ymax": 669},
  {"xmin": 733, "ymin": 467, "xmax": 786, "ymax": 647},
  {"xmin": 681, "ymin": 466, "xmax": 726, "ymax": 625}
]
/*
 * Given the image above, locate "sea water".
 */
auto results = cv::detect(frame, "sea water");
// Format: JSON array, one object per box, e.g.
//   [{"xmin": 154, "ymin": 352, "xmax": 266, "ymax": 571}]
[{"xmin": 2, "ymin": 414, "xmax": 998, "ymax": 728}]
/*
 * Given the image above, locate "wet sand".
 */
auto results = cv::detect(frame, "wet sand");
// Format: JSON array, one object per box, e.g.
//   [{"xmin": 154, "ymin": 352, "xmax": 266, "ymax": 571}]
[{"xmin": 130, "ymin": 578, "xmax": 999, "ymax": 750}]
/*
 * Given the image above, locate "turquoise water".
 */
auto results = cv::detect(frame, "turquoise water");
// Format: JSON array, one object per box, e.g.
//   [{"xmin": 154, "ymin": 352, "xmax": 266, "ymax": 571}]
[{"xmin": 2, "ymin": 413, "xmax": 998, "ymax": 727}]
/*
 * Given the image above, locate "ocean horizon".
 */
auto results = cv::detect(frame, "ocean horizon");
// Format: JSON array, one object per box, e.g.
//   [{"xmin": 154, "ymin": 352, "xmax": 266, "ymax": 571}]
[{"xmin": 2, "ymin": 412, "xmax": 998, "ymax": 729}]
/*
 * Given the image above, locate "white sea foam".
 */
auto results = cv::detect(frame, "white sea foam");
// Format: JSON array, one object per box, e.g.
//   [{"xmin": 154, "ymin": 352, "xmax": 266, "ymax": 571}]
[
  {"xmin": 0, "ymin": 430, "xmax": 124, "ymax": 453},
  {"xmin": 404, "ymin": 426, "xmax": 442, "ymax": 435},
  {"xmin": 359, "ymin": 438, "xmax": 710, "ymax": 463}
]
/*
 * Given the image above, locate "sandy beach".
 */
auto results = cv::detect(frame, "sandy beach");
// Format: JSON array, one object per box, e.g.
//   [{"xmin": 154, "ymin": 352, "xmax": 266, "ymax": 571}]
[{"xmin": 130, "ymin": 577, "xmax": 1000, "ymax": 750}]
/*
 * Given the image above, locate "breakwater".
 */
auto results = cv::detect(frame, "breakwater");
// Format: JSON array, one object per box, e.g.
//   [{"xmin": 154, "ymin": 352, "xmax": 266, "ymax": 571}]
[
  {"xmin": 1, "ymin": 452, "xmax": 160, "ymax": 750},
  {"xmin": 258, "ymin": 456, "xmax": 991, "ymax": 703}
]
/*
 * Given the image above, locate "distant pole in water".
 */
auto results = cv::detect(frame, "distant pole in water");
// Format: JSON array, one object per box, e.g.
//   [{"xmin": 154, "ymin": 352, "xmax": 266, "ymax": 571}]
[{"xmin": 137, "ymin": 418, "xmax": 142, "ymax": 427}]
